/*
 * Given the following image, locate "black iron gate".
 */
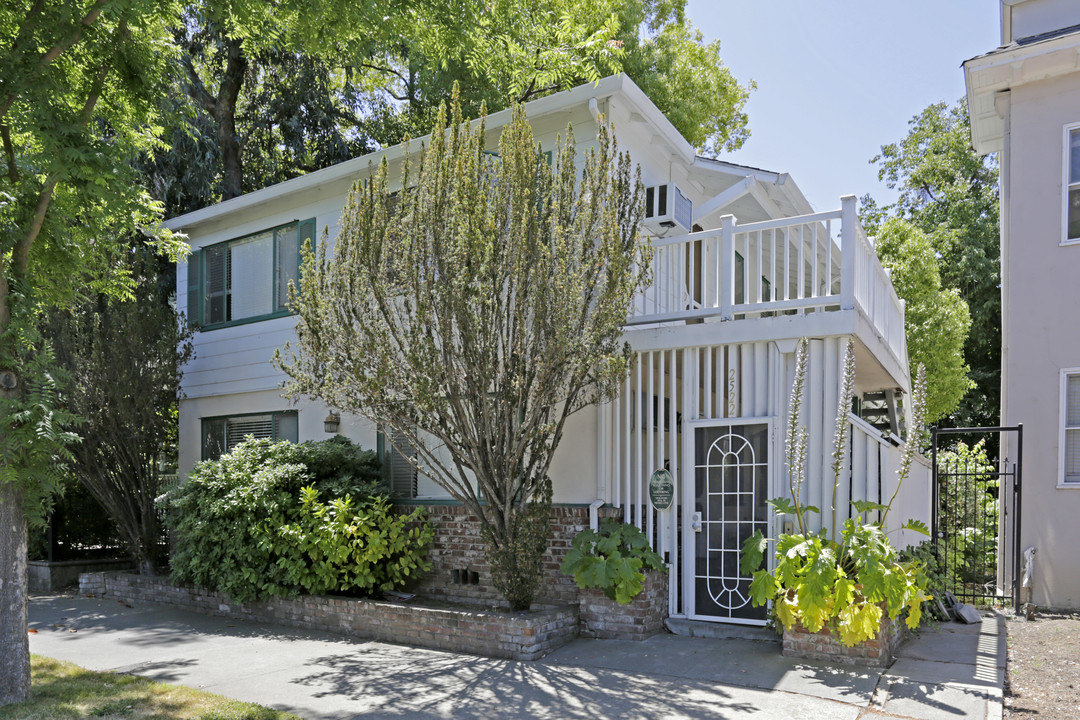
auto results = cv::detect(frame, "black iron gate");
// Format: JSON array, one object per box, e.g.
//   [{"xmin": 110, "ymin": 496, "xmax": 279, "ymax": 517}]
[{"xmin": 931, "ymin": 425, "xmax": 1022, "ymax": 607}]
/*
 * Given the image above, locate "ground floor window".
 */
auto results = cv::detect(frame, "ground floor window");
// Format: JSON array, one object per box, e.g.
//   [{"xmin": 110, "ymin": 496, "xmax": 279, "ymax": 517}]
[
  {"xmin": 201, "ymin": 411, "xmax": 298, "ymax": 461},
  {"xmin": 1063, "ymin": 370, "xmax": 1080, "ymax": 485}
]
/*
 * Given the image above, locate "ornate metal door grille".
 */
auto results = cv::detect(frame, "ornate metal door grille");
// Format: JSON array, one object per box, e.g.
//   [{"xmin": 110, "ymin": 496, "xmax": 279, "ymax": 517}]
[{"xmin": 692, "ymin": 423, "xmax": 768, "ymax": 623}]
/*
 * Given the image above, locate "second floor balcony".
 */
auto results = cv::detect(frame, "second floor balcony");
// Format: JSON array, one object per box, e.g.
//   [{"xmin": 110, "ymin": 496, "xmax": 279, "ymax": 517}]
[{"xmin": 626, "ymin": 195, "xmax": 907, "ymax": 373}]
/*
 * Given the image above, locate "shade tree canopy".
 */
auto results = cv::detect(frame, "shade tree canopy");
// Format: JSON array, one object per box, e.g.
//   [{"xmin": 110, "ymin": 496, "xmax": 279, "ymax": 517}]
[{"xmin": 861, "ymin": 100, "xmax": 998, "ymax": 428}]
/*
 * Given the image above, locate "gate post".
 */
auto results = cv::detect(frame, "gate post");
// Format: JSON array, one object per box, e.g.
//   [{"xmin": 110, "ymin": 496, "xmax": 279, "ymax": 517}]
[
  {"xmin": 1013, "ymin": 424, "xmax": 1023, "ymax": 608},
  {"xmin": 930, "ymin": 427, "xmax": 939, "ymax": 548}
]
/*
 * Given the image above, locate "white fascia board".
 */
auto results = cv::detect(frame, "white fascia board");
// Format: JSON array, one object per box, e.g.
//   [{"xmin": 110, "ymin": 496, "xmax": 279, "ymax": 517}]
[
  {"xmin": 692, "ymin": 158, "xmax": 814, "ymax": 217},
  {"xmin": 692, "ymin": 157, "xmax": 784, "ymax": 185},
  {"xmin": 622, "ymin": 310, "xmax": 859, "ymax": 353},
  {"xmin": 165, "ymin": 74, "xmax": 643, "ymax": 233},
  {"xmin": 964, "ymin": 31, "xmax": 1080, "ymax": 154},
  {"xmin": 611, "ymin": 75, "xmax": 695, "ymax": 164}
]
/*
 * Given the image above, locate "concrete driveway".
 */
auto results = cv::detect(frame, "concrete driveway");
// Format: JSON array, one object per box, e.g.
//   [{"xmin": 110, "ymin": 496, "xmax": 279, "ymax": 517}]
[{"xmin": 28, "ymin": 594, "xmax": 1003, "ymax": 719}]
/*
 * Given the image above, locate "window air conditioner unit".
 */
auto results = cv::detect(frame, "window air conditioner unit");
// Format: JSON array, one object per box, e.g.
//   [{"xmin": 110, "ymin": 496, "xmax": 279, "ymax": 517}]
[{"xmin": 644, "ymin": 183, "xmax": 693, "ymax": 236}]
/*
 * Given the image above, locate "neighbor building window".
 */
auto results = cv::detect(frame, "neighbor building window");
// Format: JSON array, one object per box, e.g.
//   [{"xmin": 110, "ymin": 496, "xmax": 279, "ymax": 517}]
[
  {"xmin": 1065, "ymin": 127, "xmax": 1080, "ymax": 242},
  {"xmin": 1063, "ymin": 370, "xmax": 1080, "ymax": 485},
  {"xmin": 187, "ymin": 219, "xmax": 315, "ymax": 328},
  {"xmin": 201, "ymin": 411, "xmax": 298, "ymax": 461}
]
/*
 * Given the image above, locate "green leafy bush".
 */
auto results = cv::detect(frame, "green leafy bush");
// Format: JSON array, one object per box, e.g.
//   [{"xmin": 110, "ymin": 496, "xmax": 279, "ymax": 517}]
[
  {"xmin": 935, "ymin": 440, "xmax": 997, "ymax": 590},
  {"xmin": 740, "ymin": 339, "xmax": 931, "ymax": 646},
  {"xmin": 162, "ymin": 437, "xmax": 432, "ymax": 602},
  {"xmin": 483, "ymin": 479, "xmax": 553, "ymax": 611},
  {"xmin": 272, "ymin": 486, "xmax": 433, "ymax": 596},
  {"xmin": 900, "ymin": 539, "xmax": 945, "ymax": 614},
  {"xmin": 561, "ymin": 519, "xmax": 666, "ymax": 604},
  {"xmin": 299, "ymin": 435, "xmax": 383, "ymax": 499}
]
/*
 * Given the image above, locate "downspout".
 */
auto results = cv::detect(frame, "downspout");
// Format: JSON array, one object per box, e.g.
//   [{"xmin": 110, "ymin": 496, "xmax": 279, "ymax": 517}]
[
  {"xmin": 589, "ymin": 98, "xmax": 602, "ymax": 124},
  {"xmin": 997, "ymin": 91, "xmax": 1012, "ymax": 451},
  {"xmin": 997, "ymin": 90, "xmax": 1016, "ymax": 597},
  {"xmin": 589, "ymin": 499, "xmax": 605, "ymax": 532}
]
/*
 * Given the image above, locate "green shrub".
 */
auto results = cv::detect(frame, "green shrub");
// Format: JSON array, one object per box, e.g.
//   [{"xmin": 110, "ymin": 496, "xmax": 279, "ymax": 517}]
[
  {"xmin": 162, "ymin": 437, "xmax": 432, "ymax": 602},
  {"xmin": 298, "ymin": 435, "xmax": 383, "ymax": 499},
  {"xmin": 900, "ymin": 540, "xmax": 945, "ymax": 607},
  {"xmin": 274, "ymin": 487, "xmax": 433, "ymax": 596},
  {"xmin": 561, "ymin": 519, "xmax": 666, "ymax": 604},
  {"xmin": 484, "ymin": 479, "xmax": 553, "ymax": 611}
]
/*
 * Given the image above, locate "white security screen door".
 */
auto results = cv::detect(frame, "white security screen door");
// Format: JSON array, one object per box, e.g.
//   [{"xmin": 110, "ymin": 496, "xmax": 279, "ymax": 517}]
[{"xmin": 690, "ymin": 422, "xmax": 769, "ymax": 624}]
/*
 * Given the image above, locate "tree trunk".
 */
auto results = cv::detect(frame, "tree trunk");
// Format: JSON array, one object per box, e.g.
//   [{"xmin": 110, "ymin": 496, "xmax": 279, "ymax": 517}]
[
  {"xmin": 0, "ymin": 482, "xmax": 29, "ymax": 704},
  {"xmin": 216, "ymin": 38, "xmax": 247, "ymax": 200}
]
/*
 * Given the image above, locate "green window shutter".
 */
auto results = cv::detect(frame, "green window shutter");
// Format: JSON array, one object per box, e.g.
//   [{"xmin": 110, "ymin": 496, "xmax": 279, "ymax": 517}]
[
  {"xmin": 186, "ymin": 249, "xmax": 201, "ymax": 326},
  {"xmin": 299, "ymin": 218, "xmax": 315, "ymax": 253}
]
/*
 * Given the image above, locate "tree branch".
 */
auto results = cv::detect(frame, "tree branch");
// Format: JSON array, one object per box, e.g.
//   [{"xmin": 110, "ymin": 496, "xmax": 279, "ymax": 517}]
[
  {"xmin": 180, "ymin": 53, "xmax": 217, "ymax": 115},
  {"xmin": 14, "ymin": 33, "xmax": 113, "ymax": 276},
  {"xmin": 7, "ymin": 0, "xmax": 46, "ymax": 64},
  {"xmin": 0, "ymin": 124, "xmax": 17, "ymax": 183},
  {"xmin": 217, "ymin": 38, "xmax": 246, "ymax": 112},
  {"xmin": 357, "ymin": 62, "xmax": 413, "ymax": 101},
  {"xmin": 0, "ymin": 0, "xmax": 110, "ymax": 121}
]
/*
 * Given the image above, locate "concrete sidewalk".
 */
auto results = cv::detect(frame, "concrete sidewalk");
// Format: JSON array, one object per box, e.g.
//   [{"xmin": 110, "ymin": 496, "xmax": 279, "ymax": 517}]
[{"xmin": 28, "ymin": 593, "xmax": 1004, "ymax": 719}]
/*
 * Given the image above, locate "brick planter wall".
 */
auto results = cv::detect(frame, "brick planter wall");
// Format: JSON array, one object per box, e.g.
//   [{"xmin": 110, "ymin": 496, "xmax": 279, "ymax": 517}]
[
  {"xmin": 579, "ymin": 569, "xmax": 669, "ymax": 640},
  {"xmin": 399, "ymin": 503, "xmax": 623, "ymax": 608},
  {"xmin": 29, "ymin": 558, "xmax": 134, "ymax": 593},
  {"xmin": 782, "ymin": 613, "xmax": 905, "ymax": 667},
  {"xmin": 80, "ymin": 572, "xmax": 578, "ymax": 661}
]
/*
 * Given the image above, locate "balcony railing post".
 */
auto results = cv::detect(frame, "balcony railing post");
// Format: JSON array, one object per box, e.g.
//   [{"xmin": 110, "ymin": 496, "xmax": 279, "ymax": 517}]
[
  {"xmin": 720, "ymin": 214, "xmax": 735, "ymax": 320},
  {"xmin": 840, "ymin": 194, "xmax": 857, "ymax": 311}
]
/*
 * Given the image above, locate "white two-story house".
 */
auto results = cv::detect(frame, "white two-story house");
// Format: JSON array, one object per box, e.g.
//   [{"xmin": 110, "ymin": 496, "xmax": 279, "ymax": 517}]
[
  {"xmin": 168, "ymin": 74, "xmax": 928, "ymax": 625},
  {"xmin": 965, "ymin": 0, "xmax": 1080, "ymax": 610}
]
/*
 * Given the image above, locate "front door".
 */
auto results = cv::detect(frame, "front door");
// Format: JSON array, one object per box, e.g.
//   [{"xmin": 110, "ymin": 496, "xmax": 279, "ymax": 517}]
[{"xmin": 688, "ymin": 422, "xmax": 770, "ymax": 624}]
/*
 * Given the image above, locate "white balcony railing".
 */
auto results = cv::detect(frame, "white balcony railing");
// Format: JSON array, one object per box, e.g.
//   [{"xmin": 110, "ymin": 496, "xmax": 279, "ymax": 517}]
[{"xmin": 626, "ymin": 195, "xmax": 907, "ymax": 369}]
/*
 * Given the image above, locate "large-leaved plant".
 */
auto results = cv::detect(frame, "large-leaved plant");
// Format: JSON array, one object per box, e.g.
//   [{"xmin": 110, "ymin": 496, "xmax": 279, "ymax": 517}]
[{"xmin": 740, "ymin": 338, "xmax": 931, "ymax": 645}]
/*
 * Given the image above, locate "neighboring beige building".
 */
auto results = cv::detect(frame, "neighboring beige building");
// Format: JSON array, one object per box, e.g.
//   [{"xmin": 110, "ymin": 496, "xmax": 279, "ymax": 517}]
[{"xmin": 965, "ymin": 0, "xmax": 1080, "ymax": 609}]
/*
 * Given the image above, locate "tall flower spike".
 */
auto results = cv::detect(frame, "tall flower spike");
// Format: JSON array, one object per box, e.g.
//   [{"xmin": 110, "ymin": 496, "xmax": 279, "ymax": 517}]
[
  {"xmin": 830, "ymin": 339, "xmax": 857, "ymax": 543},
  {"xmin": 786, "ymin": 338, "xmax": 809, "ymax": 535},
  {"xmin": 882, "ymin": 363, "xmax": 928, "ymax": 525}
]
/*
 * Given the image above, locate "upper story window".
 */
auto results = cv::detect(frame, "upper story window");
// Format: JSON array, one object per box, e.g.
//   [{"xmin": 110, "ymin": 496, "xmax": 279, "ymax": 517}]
[
  {"xmin": 187, "ymin": 219, "xmax": 315, "ymax": 329},
  {"xmin": 1062, "ymin": 370, "xmax": 1080, "ymax": 486},
  {"xmin": 1065, "ymin": 127, "xmax": 1080, "ymax": 243}
]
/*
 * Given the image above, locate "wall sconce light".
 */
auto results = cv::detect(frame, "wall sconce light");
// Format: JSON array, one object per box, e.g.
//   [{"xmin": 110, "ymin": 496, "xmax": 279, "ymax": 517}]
[{"xmin": 324, "ymin": 412, "xmax": 340, "ymax": 434}]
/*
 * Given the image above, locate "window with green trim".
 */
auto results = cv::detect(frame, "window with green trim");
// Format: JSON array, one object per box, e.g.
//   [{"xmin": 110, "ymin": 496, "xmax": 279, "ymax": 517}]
[
  {"xmin": 187, "ymin": 219, "xmax": 315, "ymax": 329},
  {"xmin": 201, "ymin": 410, "xmax": 298, "ymax": 461}
]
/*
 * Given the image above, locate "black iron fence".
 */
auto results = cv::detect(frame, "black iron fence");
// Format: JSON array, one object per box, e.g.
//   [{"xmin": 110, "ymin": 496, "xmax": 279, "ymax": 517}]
[{"xmin": 931, "ymin": 425, "xmax": 1022, "ymax": 607}]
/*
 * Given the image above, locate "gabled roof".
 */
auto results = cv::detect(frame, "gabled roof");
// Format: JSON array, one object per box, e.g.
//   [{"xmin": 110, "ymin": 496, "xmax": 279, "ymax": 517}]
[{"xmin": 165, "ymin": 74, "xmax": 698, "ymax": 232}]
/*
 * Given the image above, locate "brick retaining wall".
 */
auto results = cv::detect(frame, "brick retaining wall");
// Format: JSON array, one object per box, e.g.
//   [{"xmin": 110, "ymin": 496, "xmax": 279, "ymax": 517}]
[
  {"xmin": 80, "ymin": 572, "xmax": 578, "ymax": 661},
  {"xmin": 579, "ymin": 569, "xmax": 669, "ymax": 640},
  {"xmin": 401, "ymin": 503, "xmax": 623, "ymax": 607}
]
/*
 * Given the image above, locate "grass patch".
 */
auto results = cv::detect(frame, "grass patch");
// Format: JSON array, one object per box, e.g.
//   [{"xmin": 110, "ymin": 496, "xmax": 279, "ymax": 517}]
[{"xmin": 0, "ymin": 656, "xmax": 300, "ymax": 720}]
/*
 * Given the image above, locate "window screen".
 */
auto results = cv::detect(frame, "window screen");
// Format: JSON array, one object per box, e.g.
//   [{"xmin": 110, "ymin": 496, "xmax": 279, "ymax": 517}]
[
  {"xmin": 1066, "ymin": 373, "xmax": 1080, "ymax": 483},
  {"xmin": 1068, "ymin": 130, "xmax": 1080, "ymax": 241},
  {"xmin": 195, "ymin": 220, "xmax": 309, "ymax": 327}
]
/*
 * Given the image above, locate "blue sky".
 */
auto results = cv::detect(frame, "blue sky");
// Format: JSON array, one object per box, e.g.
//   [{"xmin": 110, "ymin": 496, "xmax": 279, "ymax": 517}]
[{"xmin": 685, "ymin": 1, "xmax": 1000, "ymax": 211}]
